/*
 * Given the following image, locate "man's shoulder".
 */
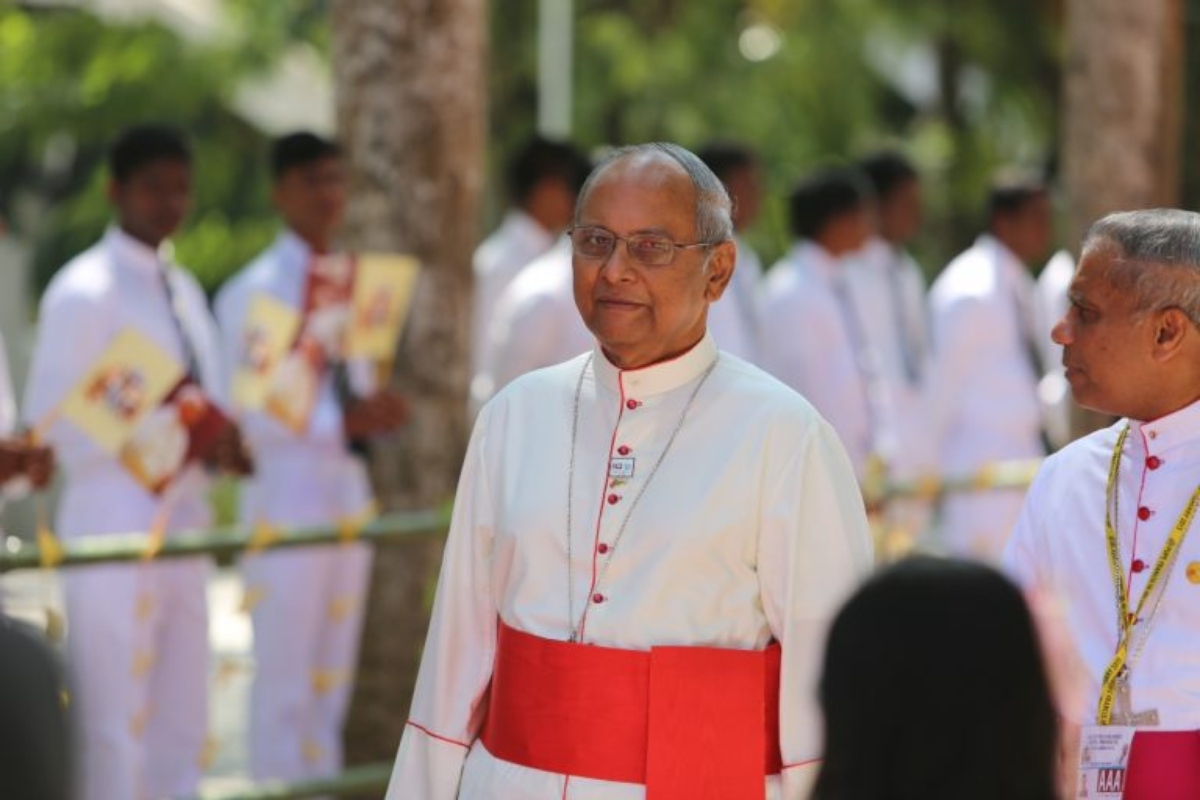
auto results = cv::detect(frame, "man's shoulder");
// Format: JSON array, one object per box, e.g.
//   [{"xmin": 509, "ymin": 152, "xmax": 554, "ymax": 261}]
[
  {"xmin": 1029, "ymin": 421, "xmax": 1123, "ymax": 497},
  {"xmin": 214, "ymin": 244, "xmax": 278, "ymax": 307},
  {"xmin": 930, "ymin": 246, "xmax": 1000, "ymax": 307},
  {"xmin": 41, "ymin": 240, "xmax": 114, "ymax": 310},
  {"xmin": 712, "ymin": 354, "xmax": 824, "ymax": 423}
]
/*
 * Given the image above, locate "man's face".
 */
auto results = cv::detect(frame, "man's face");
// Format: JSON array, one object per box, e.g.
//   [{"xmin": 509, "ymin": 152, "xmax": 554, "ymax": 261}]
[
  {"xmin": 1000, "ymin": 192, "xmax": 1054, "ymax": 266},
  {"xmin": 572, "ymin": 155, "xmax": 734, "ymax": 370},
  {"xmin": 725, "ymin": 163, "xmax": 763, "ymax": 231},
  {"xmin": 878, "ymin": 177, "xmax": 923, "ymax": 245},
  {"xmin": 272, "ymin": 156, "xmax": 347, "ymax": 249},
  {"xmin": 108, "ymin": 158, "xmax": 191, "ymax": 247},
  {"xmin": 1053, "ymin": 244, "xmax": 1158, "ymax": 417}
]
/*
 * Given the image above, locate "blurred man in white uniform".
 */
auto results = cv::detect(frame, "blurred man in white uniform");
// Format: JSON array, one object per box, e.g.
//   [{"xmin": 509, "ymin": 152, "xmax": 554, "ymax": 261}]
[
  {"xmin": 760, "ymin": 167, "xmax": 879, "ymax": 476},
  {"xmin": 928, "ymin": 176, "xmax": 1053, "ymax": 559},
  {"xmin": 215, "ymin": 132, "xmax": 408, "ymax": 782},
  {"xmin": 470, "ymin": 138, "xmax": 590, "ymax": 408},
  {"xmin": 24, "ymin": 124, "xmax": 247, "ymax": 800}
]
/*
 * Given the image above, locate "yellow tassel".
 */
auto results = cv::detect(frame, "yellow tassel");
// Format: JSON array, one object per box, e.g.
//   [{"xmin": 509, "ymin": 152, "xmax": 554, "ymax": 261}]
[
  {"xmin": 302, "ymin": 738, "xmax": 324, "ymax": 764},
  {"xmin": 198, "ymin": 736, "xmax": 218, "ymax": 771},
  {"xmin": 36, "ymin": 526, "xmax": 64, "ymax": 569},
  {"xmin": 246, "ymin": 520, "xmax": 281, "ymax": 553},
  {"xmin": 328, "ymin": 595, "xmax": 355, "ymax": 623},
  {"xmin": 44, "ymin": 608, "xmax": 65, "ymax": 643},
  {"xmin": 336, "ymin": 501, "xmax": 379, "ymax": 545},
  {"xmin": 238, "ymin": 585, "xmax": 267, "ymax": 613}
]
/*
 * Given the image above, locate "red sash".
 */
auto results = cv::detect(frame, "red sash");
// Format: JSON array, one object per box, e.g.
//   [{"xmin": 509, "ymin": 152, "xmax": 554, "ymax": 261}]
[
  {"xmin": 1123, "ymin": 729, "xmax": 1200, "ymax": 800},
  {"xmin": 479, "ymin": 621, "xmax": 782, "ymax": 799}
]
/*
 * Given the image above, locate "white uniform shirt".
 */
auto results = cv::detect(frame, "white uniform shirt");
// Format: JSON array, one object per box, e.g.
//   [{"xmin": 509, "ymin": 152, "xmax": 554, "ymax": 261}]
[
  {"xmin": 1005, "ymin": 400, "xmax": 1200, "ymax": 728},
  {"xmin": 845, "ymin": 237, "xmax": 931, "ymax": 472},
  {"xmin": 760, "ymin": 242, "xmax": 877, "ymax": 475},
  {"xmin": 706, "ymin": 234, "xmax": 763, "ymax": 364},
  {"xmin": 23, "ymin": 226, "xmax": 222, "ymax": 535},
  {"xmin": 927, "ymin": 234, "xmax": 1045, "ymax": 474},
  {"xmin": 1034, "ymin": 249, "xmax": 1076, "ymax": 448},
  {"xmin": 470, "ymin": 210, "xmax": 555, "ymax": 393},
  {"xmin": 213, "ymin": 230, "xmax": 372, "ymax": 522},
  {"xmin": 477, "ymin": 238, "xmax": 593, "ymax": 400},
  {"xmin": 388, "ymin": 333, "xmax": 873, "ymax": 799}
]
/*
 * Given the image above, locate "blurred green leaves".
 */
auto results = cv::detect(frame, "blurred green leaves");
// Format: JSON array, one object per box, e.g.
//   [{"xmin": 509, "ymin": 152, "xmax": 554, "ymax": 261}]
[{"xmin": 0, "ymin": 2, "xmax": 323, "ymax": 301}]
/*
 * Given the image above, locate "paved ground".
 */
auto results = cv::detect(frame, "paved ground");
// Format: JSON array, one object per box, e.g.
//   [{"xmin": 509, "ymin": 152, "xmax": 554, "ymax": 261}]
[{"xmin": 2, "ymin": 561, "xmax": 256, "ymax": 792}]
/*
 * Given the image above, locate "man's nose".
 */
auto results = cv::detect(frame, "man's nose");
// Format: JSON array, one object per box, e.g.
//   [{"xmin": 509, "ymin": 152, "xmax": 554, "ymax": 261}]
[
  {"xmin": 598, "ymin": 242, "xmax": 637, "ymax": 282},
  {"xmin": 1051, "ymin": 316, "xmax": 1071, "ymax": 346}
]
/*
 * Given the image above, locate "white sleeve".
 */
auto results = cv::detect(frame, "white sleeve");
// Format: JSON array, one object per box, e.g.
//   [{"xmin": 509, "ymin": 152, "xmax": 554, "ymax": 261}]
[
  {"xmin": 386, "ymin": 409, "xmax": 498, "ymax": 799},
  {"xmin": 758, "ymin": 416, "xmax": 873, "ymax": 798},
  {"xmin": 1002, "ymin": 465, "xmax": 1050, "ymax": 590},
  {"xmin": 485, "ymin": 291, "xmax": 556, "ymax": 396},
  {"xmin": 925, "ymin": 295, "xmax": 987, "ymax": 454},
  {"xmin": 22, "ymin": 281, "xmax": 114, "ymax": 473}
]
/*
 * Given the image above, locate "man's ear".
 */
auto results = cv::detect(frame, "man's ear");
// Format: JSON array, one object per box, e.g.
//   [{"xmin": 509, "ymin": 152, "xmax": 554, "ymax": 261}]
[
  {"xmin": 105, "ymin": 178, "xmax": 120, "ymax": 206},
  {"xmin": 704, "ymin": 240, "xmax": 737, "ymax": 302},
  {"xmin": 1153, "ymin": 307, "xmax": 1191, "ymax": 360}
]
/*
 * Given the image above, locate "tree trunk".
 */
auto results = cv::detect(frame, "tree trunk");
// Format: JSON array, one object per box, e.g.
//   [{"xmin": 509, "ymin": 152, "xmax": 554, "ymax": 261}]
[
  {"xmin": 1061, "ymin": 0, "xmax": 1183, "ymax": 436},
  {"xmin": 331, "ymin": 0, "xmax": 487, "ymax": 775}
]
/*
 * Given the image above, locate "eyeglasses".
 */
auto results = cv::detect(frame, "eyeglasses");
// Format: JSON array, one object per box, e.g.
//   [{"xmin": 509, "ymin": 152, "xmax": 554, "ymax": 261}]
[{"xmin": 568, "ymin": 226, "xmax": 716, "ymax": 267}]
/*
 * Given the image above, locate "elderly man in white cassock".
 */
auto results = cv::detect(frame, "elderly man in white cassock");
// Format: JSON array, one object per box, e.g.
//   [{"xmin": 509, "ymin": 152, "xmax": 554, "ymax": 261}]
[
  {"xmin": 1005, "ymin": 209, "xmax": 1200, "ymax": 798},
  {"xmin": 386, "ymin": 143, "xmax": 873, "ymax": 799}
]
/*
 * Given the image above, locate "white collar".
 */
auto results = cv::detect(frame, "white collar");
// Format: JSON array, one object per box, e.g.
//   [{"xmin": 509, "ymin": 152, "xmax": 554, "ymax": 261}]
[
  {"xmin": 1129, "ymin": 397, "xmax": 1200, "ymax": 459},
  {"xmin": 786, "ymin": 240, "xmax": 840, "ymax": 283},
  {"xmin": 104, "ymin": 225, "xmax": 167, "ymax": 279},
  {"xmin": 591, "ymin": 331, "xmax": 718, "ymax": 398}
]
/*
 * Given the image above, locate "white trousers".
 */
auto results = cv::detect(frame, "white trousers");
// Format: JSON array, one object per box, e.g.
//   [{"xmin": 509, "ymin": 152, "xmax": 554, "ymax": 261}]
[
  {"xmin": 65, "ymin": 557, "xmax": 210, "ymax": 800},
  {"xmin": 243, "ymin": 541, "xmax": 372, "ymax": 781}
]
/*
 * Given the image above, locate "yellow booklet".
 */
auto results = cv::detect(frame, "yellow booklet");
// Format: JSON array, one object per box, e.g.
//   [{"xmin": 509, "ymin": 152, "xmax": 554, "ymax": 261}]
[
  {"xmin": 60, "ymin": 328, "xmax": 184, "ymax": 455},
  {"xmin": 59, "ymin": 328, "xmax": 229, "ymax": 494},
  {"xmin": 232, "ymin": 293, "xmax": 303, "ymax": 408},
  {"xmin": 345, "ymin": 253, "xmax": 420, "ymax": 363}
]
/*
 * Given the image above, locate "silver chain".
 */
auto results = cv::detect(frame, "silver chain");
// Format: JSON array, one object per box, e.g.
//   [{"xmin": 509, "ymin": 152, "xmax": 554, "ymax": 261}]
[{"xmin": 565, "ymin": 352, "xmax": 718, "ymax": 642}]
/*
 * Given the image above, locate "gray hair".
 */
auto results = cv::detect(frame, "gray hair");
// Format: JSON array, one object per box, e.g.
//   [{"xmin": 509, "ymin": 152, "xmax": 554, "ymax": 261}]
[
  {"xmin": 574, "ymin": 142, "xmax": 734, "ymax": 244},
  {"xmin": 1084, "ymin": 209, "xmax": 1200, "ymax": 328}
]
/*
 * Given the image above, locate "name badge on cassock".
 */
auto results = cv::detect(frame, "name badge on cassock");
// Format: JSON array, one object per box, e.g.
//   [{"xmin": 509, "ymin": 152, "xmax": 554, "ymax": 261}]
[{"xmin": 609, "ymin": 457, "xmax": 635, "ymax": 479}]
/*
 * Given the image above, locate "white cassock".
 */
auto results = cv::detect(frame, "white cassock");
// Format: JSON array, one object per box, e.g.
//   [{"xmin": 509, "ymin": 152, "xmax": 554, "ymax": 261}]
[
  {"xmin": 759, "ymin": 241, "xmax": 879, "ymax": 477},
  {"xmin": 1005, "ymin": 400, "xmax": 1200, "ymax": 729},
  {"xmin": 844, "ymin": 237, "xmax": 932, "ymax": 475},
  {"xmin": 1034, "ymin": 249, "xmax": 1076, "ymax": 449},
  {"xmin": 470, "ymin": 209, "xmax": 556, "ymax": 408},
  {"xmin": 927, "ymin": 234, "xmax": 1045, "ymax": 559},
  {"xmin": 386, "ymin": 332, "xmax": 873, "ymax": 799},
  {"xmin": 213, "ymin": 229, "xmax": 374, "ymax": 781},
  {"xmin": 478, "ymin": 238, "xmax": 594, "ymax": 399},
  {"xmin": 23, "ymin": 226, "xmax": 221, "ymax": 800}
]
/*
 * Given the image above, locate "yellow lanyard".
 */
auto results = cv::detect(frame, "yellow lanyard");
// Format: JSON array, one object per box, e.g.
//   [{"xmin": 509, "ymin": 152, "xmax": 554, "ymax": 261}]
[{"xmin": 1097, "ymin": 424, "xmax": 1200, "ymax": 724}]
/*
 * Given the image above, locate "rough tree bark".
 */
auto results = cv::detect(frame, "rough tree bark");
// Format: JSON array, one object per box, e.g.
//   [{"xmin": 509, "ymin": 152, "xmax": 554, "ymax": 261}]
[
  {"xmin": 330, "ymin": 0, "xmax": 487, "ymax": 774},
  {"xmin": 1061, "ymin": 0, "xmax": 1183, "ymax": 436}
]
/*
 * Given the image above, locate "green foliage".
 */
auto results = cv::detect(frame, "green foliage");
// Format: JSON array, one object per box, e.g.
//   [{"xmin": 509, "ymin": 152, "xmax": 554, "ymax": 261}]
[
  {"xmin": 0, "ymin": 3, "xmax": 323, "ymax": 302},
  {"xmin": 488, "ymin": 0, "xmax": 1064, "ymax": 272}
]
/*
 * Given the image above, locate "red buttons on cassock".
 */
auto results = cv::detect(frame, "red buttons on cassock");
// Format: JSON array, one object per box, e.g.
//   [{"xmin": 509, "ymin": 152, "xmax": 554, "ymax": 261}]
[
  {"xmin": 625, "ymin": 399, "xmax": 640, "ymax": 410},
  {"xmin": 592, "ymin": 593, "xmax": 605, "ymax": 604},
  {"xmin": 1132, "ymin": 559, "xmax": 1146, "ymax": 573},
  {"xmin": 607, "ymin": 493, "xmax": 620, "ymax": 505},
  {"xmin": 1147, "ymin": 456, "xmax": 1162, "ymax": 470},
  {"xmin": 617, "ymin": 445, "xmax": 631, "ymax": 456},
  {"xmin": 597, "ymin": 543, "xmax": 610, "ymax": 554},
  {"xmin": 1138, "ymin": 506, "xmax": 1152, "ymax": 521}
]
